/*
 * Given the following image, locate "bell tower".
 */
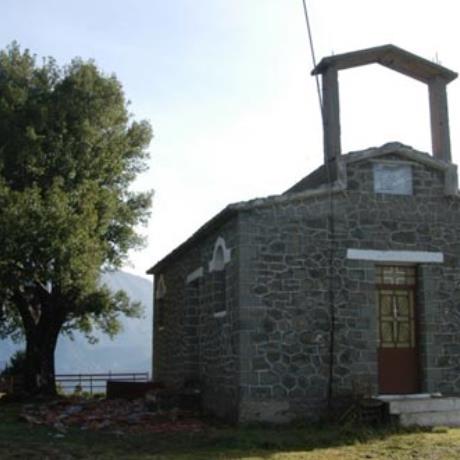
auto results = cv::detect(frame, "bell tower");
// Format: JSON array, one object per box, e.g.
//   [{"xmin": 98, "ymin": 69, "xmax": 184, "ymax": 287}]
[{"xmin": 312, "ymin": 45, "xmax": 458, "ymax": 164}]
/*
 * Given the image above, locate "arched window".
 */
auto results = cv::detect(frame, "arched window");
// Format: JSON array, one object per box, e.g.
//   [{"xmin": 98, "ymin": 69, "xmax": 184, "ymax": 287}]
[
  {"xmin": 156, "ymin": 275, "xmax": 167, "ymax": 299},
  {"xmin": 209, "ymin": 237, "xmax": 231, "ymax": 316},
  {"xmin": 213, "ymin": 246, "xmax": 225, "ymax": 271},
  {"xmin": 155, "ymin": 275, "xmax": 167, "ymax": 330},
  {"xmin": 209, "ymin": 237, "xmax": 231, "ymax": 272}
]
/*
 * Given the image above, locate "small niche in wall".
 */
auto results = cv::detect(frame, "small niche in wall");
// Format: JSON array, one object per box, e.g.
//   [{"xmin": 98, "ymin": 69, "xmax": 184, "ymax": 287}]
[
  {"xmin": 155, "ymin": 275, "xmax": 167, "ymax": 331},
  {"xmin": 156, "ymin": 275, "xmax": 167, "ymax": 299},
  {"xmin": 209, "ymin": 237, "xmax": 231, "ymax": 272},
  {"xmin": 209, "ymin": 237, "xmax": 231, "ymax": 317},
  {"xmin": 185, "ymin": 277, "xmax": 201, "ymax": 317},
  {"xmin": 210, "ymin": 269, "xmax": 226, "ymax": 317},
  {"xmin": 373, "ymin": 162, "xmax": 413, "ymax": 195}
]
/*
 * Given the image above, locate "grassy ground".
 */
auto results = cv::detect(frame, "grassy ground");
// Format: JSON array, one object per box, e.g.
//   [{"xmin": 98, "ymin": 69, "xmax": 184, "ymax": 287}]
[{"xmin": 1, "ymin": 403, "xmax": 460, "ymax": 459}]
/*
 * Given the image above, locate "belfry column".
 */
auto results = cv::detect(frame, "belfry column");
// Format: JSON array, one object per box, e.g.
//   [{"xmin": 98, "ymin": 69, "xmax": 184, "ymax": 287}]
[
  {"xmin": 429, "ymin": 76, "xmax": 452, "ymax": 163},
  {"xmin": 321, "ymin": 66, "xmax": 341, "ymax": 164}
]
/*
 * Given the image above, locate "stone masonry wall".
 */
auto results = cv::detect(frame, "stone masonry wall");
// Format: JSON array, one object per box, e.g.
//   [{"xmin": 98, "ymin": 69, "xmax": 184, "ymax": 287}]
[
  {"xmin": 237, "ymin": 155, "xmax": 460, "ymax": 422},
  {"xmin": 153, "ymin": 217, "xmax": 240, "ymax": 420}
]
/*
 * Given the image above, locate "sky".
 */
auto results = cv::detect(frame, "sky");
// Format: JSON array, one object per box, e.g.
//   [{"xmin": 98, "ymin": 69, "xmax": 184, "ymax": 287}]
[{"xmin": 1, "ymin": 0, "xmax": 459, "ymax": 279}]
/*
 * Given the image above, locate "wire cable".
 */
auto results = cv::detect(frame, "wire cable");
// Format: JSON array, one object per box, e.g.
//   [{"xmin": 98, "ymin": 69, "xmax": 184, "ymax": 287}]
[
  {"xmin": 300, "ymin": 0, "xmax": 337, "ymax": 412},
  {"xmin": 301, "ymin": 0, "xmax": 323, "ymax": 114}
]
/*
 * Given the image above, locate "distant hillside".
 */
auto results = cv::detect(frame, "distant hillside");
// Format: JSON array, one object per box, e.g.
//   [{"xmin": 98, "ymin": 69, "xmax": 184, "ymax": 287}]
[{"xmin": 0, "ymin": 271, "xmax": 153, "ymax": 375}]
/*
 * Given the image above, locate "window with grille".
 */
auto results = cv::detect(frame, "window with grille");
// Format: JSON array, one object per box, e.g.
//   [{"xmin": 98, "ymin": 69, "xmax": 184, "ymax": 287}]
[{"xmin": 376, "ymin": 266, "xmax": 416, "ymax": 348}]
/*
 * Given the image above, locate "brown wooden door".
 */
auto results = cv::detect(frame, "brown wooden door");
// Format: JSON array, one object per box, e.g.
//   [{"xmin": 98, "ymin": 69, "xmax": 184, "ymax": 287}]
[{"xmin": 377, "ymin": 267, "xmax": 419, "ymax": 394}]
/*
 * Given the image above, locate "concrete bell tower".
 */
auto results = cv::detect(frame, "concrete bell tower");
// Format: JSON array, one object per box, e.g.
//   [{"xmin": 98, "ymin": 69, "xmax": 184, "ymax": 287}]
[{"xmin": 312, "ymin": 45, "xmax": 458, "ymax": 164}]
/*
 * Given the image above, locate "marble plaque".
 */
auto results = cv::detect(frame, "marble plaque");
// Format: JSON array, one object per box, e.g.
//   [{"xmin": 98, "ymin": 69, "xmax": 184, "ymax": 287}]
[{"xmin": 373, "ymin": 163, "xmax": 413, "ymax": 195}]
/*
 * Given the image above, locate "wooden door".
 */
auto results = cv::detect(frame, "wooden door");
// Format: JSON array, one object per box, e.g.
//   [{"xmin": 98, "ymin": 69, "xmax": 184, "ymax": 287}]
[{"xmin": 376, "ymin": 266, "xmax": 419, "ymax": 394}]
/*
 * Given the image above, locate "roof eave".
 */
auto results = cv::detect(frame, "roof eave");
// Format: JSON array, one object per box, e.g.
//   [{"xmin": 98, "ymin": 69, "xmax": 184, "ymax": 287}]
[{"xmin": 146, "ymin": 205, "xmax": 239, "ymax": 275}]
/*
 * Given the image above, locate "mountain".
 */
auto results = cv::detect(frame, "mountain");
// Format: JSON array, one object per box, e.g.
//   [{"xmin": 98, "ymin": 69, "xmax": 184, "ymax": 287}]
[{"xmin": 0, "ymin": 271, "xmax": 153, "ymax": 375}]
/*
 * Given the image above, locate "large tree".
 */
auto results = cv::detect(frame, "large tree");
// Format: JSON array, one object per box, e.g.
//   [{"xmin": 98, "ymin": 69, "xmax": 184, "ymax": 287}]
[{"xmin": 0, "ymin": 43, "xmax": 153, "ymax": 396}]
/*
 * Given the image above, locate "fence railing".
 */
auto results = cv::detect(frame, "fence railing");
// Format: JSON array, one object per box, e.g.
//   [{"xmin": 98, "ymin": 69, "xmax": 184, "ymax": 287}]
[{"xmin": 55, "ymin": 372, "xmax": 149, "ymax": 395}]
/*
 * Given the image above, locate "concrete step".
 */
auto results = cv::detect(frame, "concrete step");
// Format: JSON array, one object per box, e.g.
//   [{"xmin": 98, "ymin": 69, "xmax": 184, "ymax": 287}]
[
  {"xmin": 399, "ymin": 409, "xmax": 460, "ymax": 427},
  {"xmin": 388, "ymin": 397, "xmax": 460, "ymax": 415},
  {"xmin": 376, "ymin": 395, "xmax": 460, "ymax": 427}
]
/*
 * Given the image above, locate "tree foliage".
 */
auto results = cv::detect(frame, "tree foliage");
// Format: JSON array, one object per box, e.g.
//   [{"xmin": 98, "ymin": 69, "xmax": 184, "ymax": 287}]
[{"xmin": 0, "ymin": 43, "xmax": 153, "ymax": 394}]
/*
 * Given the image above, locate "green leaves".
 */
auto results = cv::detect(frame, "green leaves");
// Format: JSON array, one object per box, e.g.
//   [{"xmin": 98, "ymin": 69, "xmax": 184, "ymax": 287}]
[{"xmin": 0, "ymin": 42, "xmax": 152, "ymax": 342}]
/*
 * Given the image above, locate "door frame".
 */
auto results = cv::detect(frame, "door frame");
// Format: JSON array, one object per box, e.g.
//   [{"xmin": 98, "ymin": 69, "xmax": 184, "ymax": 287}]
[{"xmin": 376, "ymin": 265, "xmax": 421, "ymax": 394}]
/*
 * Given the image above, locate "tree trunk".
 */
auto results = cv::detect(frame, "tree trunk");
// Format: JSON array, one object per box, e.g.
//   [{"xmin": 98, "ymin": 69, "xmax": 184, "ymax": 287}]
[
  {"xmin": 12, "ymin": 287, "xmax": 65, "ymax": 397},
  {"xmin": 23, "ymin": 321, "xmax": 61, "ymax": 396}
]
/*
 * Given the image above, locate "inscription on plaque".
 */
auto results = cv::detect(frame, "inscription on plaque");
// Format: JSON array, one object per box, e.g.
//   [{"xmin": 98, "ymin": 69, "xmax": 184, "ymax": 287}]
[{"xmin": 373, "ymin": 163, "xmax": 413, "ymax": 195}]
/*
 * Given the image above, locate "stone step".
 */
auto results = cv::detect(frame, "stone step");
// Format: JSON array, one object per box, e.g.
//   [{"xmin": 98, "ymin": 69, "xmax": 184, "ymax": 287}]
[
  {"xmin": 375, "ymin": 395, "xmax": 460, "ymax": 427},
  {"xmin": 387, "ymin": 397, "xmax": 460, "ymax": 415},
  {"xmin": 399, "ymin": 409, "xmax": 460, "ymax": 427}
]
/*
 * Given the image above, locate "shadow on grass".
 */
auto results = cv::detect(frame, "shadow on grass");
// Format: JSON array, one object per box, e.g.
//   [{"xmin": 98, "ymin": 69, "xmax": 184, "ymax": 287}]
[
  {"xmin": 162, "ymin": 422, "xmax": 433, "ymax": 458},
  {"xmin": 0, "ymin": 403, "xmax": 438, "ymax": 460}
]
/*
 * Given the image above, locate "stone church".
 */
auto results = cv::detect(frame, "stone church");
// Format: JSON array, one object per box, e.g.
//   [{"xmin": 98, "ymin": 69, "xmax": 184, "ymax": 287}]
[{"xmin": 147, "ymin": 45, "xmax": 460, "ymax": 423}]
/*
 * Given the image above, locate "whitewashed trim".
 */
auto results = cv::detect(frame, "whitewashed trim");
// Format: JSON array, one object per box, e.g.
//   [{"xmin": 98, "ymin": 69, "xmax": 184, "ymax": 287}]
[
  {"xmin": 186, "ymin": 267, "xmax": 204, "ymax": 284},
  {"xmin": 346, "ymin": 249, "xmax": 444, "ymax": 264},
  {"xmin": 213, "ymin": 310, "xmax": 227, "ymax": 318},
  {"xmin": 155, "ymin": 275, "xmax": 167, "ymax": 299},
  {"xmin": 209, "ymin": 236, "xmax": 231, "ymax": 272}
]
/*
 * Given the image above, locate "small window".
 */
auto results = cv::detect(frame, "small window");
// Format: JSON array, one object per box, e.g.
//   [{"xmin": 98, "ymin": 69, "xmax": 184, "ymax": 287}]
[
  {"xmin": 209, "ymin": 237, "xmax": 231, "ymax": 272},
  {"xmin": 186, "ymin": 279, "xmax": 200, "ymax": 313},
  {"xmin": 213, "ymin": 246, "xmax": 225, "ymax": 272},
  {"xmin": 373, "ymin": 163, "xmax": 413, "ymax": 195},
  {"xmin": 155, "ymin": 275, "xmax": 167, "ymax": 331},
  {"xmin": 376, "ymin": 266, "xmax": 416, "ymax": 349},
  {"xmin": 376, "ymin": 266, "xmax": 416, "ymax": 286},
  {"xmin": 211, "ymin": 269, "xmax": 226, "ymax": 315},
  {"xmin": 156, "ymin": 299, "xmax": 165, "ymax": 330},
  {"xmin": 156, "ymin": 275, "xmax": 167, "ymax": 299}
]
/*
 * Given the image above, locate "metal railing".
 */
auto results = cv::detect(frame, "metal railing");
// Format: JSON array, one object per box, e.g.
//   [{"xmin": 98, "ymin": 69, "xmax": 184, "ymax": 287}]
[{"xmin": 55, "ymin": 372, "xmax": 149, "ymax": 395}]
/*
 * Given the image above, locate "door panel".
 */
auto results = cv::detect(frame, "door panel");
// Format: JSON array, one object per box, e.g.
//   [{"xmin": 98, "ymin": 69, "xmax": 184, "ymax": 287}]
[
  {"xmin": 378, "ymin": 348, "xmax": 418, "ymax": 393},
  {"xmin": 376, "ymin": 267, "xmax": 419, "ymax": 394}
]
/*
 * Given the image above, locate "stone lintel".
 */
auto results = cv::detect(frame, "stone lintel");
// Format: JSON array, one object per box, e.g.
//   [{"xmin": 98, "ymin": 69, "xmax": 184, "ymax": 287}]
[{"xmin": 347, "ymin": 249, "xmax": 444, "ymax": 264}]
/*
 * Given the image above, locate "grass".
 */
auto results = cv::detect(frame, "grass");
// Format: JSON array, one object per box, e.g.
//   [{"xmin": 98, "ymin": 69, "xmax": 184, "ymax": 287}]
[{"xmin": 1, "ymin": 403, "xmax": 460, "ymax": 459}]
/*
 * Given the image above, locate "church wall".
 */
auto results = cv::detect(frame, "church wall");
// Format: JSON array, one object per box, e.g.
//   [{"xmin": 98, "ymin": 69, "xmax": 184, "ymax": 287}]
[
  {"xmin": 237, "ymin": 155, "xmax": 460, "ymax": 422},
  {"xmin": 153, "ymin": 217, "xmax": 241, "ymax": 421}
]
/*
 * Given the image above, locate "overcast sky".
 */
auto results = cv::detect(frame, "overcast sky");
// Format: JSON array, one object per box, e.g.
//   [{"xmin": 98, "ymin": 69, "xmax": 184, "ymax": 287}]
[{"xmin": 1, "ymin": 1, "xmax": 459, "ymax": 278}]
